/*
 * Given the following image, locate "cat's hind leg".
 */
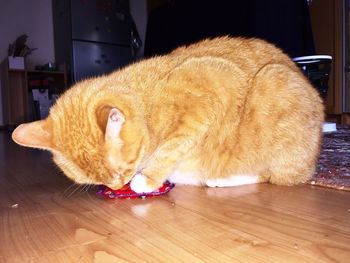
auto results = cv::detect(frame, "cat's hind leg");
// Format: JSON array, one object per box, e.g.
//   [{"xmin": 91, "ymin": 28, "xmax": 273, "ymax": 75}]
[
  {"xmin": 261, "ymin": 157, "xmax": 316, "ymax": 186},
  {"xmin": 262, "ymin": 164, "xmax": 315, "ymax": 186},
  {"xmin": 248, "ymin": 63, "xmax": 323, "ymax": 186}
]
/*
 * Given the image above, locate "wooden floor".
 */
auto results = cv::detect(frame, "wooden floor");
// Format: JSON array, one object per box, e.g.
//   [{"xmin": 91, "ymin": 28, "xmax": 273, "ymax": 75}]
[{"xmin": 1, "ymin": 131, "xmax": 350, "ymax": 263}]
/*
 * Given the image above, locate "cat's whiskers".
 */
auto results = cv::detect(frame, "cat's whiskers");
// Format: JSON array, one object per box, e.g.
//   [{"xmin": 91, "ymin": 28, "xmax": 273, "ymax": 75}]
[
  {"xmin": 65, "ymin": 183, "xmax": 84, "ymax": 198},
  {"xmin": 62, "ymin": 183, "xmax": 78, "ymax": 197},
  {"xmin": 83, "ymin": 180, "xmax": 97, "ymax": 203},
  {"xmin": 79, "ymin": 184, "xmax": 88, "ymax": 193},
  {"xmin": 84, "ymin": 181, "xmax": 95, "ymax": 194}
]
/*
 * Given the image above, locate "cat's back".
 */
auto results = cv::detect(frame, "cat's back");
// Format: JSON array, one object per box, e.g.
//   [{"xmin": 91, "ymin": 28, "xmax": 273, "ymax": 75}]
[
  {"xmin": 170, "ymin": 37, "xmax": 296, "ymax": 73},
  {"xmin": 114, "ymin": 36, "xmax": 296, "ymax": 90}
]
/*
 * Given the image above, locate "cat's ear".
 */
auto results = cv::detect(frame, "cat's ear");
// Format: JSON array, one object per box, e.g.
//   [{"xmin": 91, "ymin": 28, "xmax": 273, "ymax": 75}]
[
  {"xmin": 12, "ymin": 120, "xmax": 53, "ymax": 150},
  {"xmin": 105, "ymin": 108, "xmax": 125, "ymax": 143}
]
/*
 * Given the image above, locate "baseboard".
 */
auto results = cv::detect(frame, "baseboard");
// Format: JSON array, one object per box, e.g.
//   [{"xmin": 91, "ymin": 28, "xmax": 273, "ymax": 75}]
[
  {"xmin": 342, "ymin": 113, "xmax": 350, "ymax": 125},
  {"xmin": 326, "ymin": 114, "xmax": 342, "ymax": 124},
  {"xmin": 326, "ymin": 113, "xmax": 350, "ymax": 125}
]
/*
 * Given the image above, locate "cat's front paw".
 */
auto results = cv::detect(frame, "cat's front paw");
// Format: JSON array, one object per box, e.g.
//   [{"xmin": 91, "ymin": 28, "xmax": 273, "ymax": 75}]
[{"xmin": 130, "ymin": 173, "xmax": 155, "ymax": 193}]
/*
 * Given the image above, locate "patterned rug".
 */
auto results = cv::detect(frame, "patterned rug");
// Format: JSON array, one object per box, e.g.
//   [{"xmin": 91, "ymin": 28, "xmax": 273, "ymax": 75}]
[{"xmin": 308, "ymin": 126, "xmax": 350, "ymax": 191}]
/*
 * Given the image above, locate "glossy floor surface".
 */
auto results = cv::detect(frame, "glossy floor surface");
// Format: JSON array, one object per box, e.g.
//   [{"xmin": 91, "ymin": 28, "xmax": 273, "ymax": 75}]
[{"xmin": 1, "ymin": 132, "xmax": 350, "ymax": 263}]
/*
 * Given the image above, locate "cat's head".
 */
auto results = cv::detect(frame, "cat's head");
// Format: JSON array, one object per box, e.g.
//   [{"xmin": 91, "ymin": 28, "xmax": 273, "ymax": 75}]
[{"xmin": 11, "ymin": 80, "xmax": 146, "ymax": 190}]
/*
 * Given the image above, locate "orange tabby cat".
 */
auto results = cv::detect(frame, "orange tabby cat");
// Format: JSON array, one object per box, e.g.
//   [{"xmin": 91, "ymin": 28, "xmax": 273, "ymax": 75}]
[{"xmin": 12, "ymin": 37, "xmax": 324, "ymax": 193}]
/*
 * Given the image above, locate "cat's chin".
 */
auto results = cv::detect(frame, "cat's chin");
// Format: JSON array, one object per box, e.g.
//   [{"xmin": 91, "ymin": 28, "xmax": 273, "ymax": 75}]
[
  {"xmin": 104, "ymin": 176, "xmax": 124, "ymax": 190},
  {"xmin": 105, "ymin": 184, "xmax": 122, "ymax": 190}
]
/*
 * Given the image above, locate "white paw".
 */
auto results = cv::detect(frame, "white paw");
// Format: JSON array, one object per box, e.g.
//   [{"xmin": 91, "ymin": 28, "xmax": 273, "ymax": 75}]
[
  {"xmin": 130, "ymin": 173, "xmax": 154, "ymax": 193},
  {"xmin": 206, "ymin": 175, "xmax": 259, "ymax": 187}
]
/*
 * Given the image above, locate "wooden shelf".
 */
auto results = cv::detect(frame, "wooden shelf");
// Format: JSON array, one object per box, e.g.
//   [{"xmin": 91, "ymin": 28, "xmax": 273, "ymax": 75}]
[
  {"xmin": 8, "ymin": 69, "xmax": 26, "ymax": 73},
  {"xmin": 0, "ymin": 58, "xmax": 68, "ymax": 126},
  {"xmin": 28, "ymin": 69, "xmax": 66, "ymax": 75}
]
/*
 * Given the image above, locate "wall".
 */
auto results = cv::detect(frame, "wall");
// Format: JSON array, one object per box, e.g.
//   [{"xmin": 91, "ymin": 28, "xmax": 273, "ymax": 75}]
[
  {"xmin": 0, "ymin": 0, "xmax": 55, "ymax": 69},
  {"xmin": 0, "ymin": 0, "xmax": 147, "ymax": 72},
  {"xmin": 0, "ymin": 0, "xmax": 55, "ymax": 126},
  {"xmin": 0, "ymin": 0, "xmax": 147, "ymax": 126}
]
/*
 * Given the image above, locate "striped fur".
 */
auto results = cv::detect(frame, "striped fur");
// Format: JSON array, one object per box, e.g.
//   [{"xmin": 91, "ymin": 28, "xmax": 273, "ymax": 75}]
[{"xmin": 12, "ymin": 37, "xmax": 324, "ymax": 192}]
